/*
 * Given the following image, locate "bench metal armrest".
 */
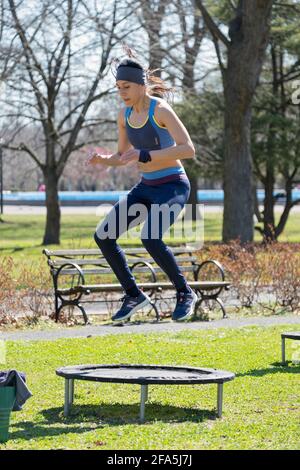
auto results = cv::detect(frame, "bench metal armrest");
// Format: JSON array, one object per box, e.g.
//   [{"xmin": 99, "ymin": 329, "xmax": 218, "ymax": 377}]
[
  {"xmin": 130, "ymin": 260, "xmax": 157, "ymax": 297},
  {"xmin": 195, "ymin": 259, "xmax": 225, "ymax": 281},
  {"xmin": 54, "ymin": 262, "xmax": 86, "ymax": 302},
  {"xmin": 195, "ymin": 259, "xmax": 226, "ymax": 297}
]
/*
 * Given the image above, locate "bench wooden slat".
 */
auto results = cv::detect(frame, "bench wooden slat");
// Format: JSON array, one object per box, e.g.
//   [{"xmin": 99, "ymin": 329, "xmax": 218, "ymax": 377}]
[
  {"xmin": 44, "ymin": 249, "xmax": 101, "ymax": 256},
  {"xmin": 50, "ymin": 256, "xmax": 198, "ymax": 267},
  {"xmin": 43, "ymin": 246, "xmax": 198, "ymax": 257},
  {"xmin": 57, "ymin": 281, "xmax": 230, "ymax": 296},
  {"xmin": 54, "ymin": 265, "xmax": 199, "ymax": 276}
]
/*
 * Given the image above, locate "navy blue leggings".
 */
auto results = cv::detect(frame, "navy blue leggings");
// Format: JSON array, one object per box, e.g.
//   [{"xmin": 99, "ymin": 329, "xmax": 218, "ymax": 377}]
[{"xmin": 94, "ymin": 178, "xmax": 191, "ymax": 291}]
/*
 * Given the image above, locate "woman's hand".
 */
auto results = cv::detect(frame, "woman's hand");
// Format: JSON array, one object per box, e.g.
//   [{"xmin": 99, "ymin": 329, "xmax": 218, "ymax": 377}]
[
  {"xmin": 119, "ymin": 149, "xmax": 139, "ymax": 165},
  {"xmin": 86, "ymin": 148, "xmax": 139, "ymax": 167},
  {"xmin": 85, "ymin": 151, "xmax": 109, "ymax": 166}
]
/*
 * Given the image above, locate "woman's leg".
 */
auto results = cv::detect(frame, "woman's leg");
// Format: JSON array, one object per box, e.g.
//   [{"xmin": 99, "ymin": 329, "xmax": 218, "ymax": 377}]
[
  {"xmin": 140, "ymin": 179, "xmax": 191, "ymax": 290},
  {"xmin": 94, "ymin": 184, "xmax": 149, "ymax": 292},
  {"xmin": 140, "ymin": 178, "xmax": 198, "ymax": 321}
]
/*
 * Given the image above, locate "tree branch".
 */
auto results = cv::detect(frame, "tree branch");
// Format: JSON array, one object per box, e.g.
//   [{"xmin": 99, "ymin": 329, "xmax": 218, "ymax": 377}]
[
  {"xmin": 56, "ymin": 7, "xmax": 118, "ymax": 176},
  {"xmin": 56, "ymin": 87, "xmax": 113, "ymax": 134},
  {"xmin": 49, "ymin": 0, "xmax": 72, "ymax": 101},
  {"xmin": 254, "ymin": 225, "xmax": 264, "ymax": 235},
  {"xmin": 213, "ymin": 35, "xmax": 226, "ymax": 77},
  {"xmin": 59, "ymin": 119, "xmax": 116, "ymax": 137},
  {"xmin": 8, "ymin": 0, "xmax": 48, "ymax": 124},
  {"xmin": 4, "ymin": 143, "xmax": 44, "ymax": 170},
  {"xmin": 194, "ymin": 0, "xmax": 230, "ymax": 47}
]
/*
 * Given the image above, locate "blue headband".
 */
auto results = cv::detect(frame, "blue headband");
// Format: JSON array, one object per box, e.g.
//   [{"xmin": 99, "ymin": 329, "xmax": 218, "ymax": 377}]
[{"xmin": 116, "ymin": 65, "xmax": 146, "ymax": 85}]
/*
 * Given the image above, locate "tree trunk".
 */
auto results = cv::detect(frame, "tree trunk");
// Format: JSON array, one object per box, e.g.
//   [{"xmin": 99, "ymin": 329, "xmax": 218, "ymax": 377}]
[
  {"xmin": 274, "ymin": 182, "xmax": 294, "ymax": 239},
  {"xmin": 253, "ymin": 179, "xmax": 263, "ymax": 223},
  {"xmin": 141, "ymin": 0, "xmax": 171, "ymax": 77},
  {"xmin": 222, "ymin": 89, "xmax": 254, "ymax": 243},
  {"xmin": 263, "ymin": 168, "xmax": 276, "ymax": 241},
  {"xmin": 148, "ymin": 30, "xmax": 163, "ymax": 76},
  {"xmin": 43, "ymin": 170, "xmax": 61, "ymax": 245},
  {"xmin": 186, "ymin": 172, "xmax": 198, "ymax": 221},
  {"xmin": 222, "ymin": 0, "xmax": 273, "ymax": 243}
]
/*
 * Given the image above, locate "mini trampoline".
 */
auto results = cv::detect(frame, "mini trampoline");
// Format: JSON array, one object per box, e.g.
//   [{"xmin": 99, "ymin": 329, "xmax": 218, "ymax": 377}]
[{"xmin": 56, "ymin": 364, "xmax": 235, "ymax": 422}]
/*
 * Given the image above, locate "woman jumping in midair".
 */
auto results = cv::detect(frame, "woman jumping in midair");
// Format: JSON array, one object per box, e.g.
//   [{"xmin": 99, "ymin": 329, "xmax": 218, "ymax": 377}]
[{"xmin": 88, "ymin": 50, "xmax": 197, "ymax": 322}]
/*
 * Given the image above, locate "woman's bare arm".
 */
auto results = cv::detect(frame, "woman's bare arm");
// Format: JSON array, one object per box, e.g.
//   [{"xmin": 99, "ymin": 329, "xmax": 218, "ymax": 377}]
[
  {"xmin": 87, "ymin": 109, "xmax": 133, "ymax": 167},
  {"xmin": 148, "ymin": 103, "xmax": 195, "ymax": 162},
  {"xmin": 117, "ymin": 108, "xmax": 133, "ymax": 155}
]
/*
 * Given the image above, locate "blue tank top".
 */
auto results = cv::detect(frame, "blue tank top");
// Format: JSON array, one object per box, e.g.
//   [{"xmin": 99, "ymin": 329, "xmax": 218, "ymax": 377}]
[{"xmin": 125, "ymin": 98, "xmax": 188, "ymax": 185}]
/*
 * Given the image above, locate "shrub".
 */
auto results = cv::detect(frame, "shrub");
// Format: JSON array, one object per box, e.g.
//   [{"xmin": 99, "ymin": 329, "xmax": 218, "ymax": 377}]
[
  {"xmin": 195, "ymin": 241, "xmax": 300, "ymax": 314},
  {"xmin": 0, "ymin": 257, "xmax": 24, "ymax": 325},
  {"xmin": 0, "ymin": 257, "xmax": 53, "ymax": 326}
]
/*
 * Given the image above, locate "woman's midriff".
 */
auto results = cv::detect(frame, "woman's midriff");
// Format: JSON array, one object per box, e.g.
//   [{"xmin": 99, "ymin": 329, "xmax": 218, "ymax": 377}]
[{"xmin": 137, "ymin": 158, "xmax": 183, "ymax": 173}]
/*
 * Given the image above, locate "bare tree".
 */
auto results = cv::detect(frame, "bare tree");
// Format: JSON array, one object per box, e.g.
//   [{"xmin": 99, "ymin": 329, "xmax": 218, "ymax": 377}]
[
  {"xmin": 0, "ymin": 0, "xmax": 23, "ymax": 84},
  {"xmin": 176, "ymin": 0, "xmax": 205, "ymax": 94},
  {"xmin": 139, "ymin": 0, "xmax": 172, "ymax": 75},
  {"xmin": 174, "ymin": 0, "xmax": 206, "ymax": 220},
  {"xmin": 253, "ymin": 35, "xmax": 300, "ymax": 241},
  {"xmin": 3, "ymin": 0, "xmax": 140, "ymax": 244},
  {"xmin": 139, "ymin": 0, "xmax": 206, "ymax": 219},
  {"xmin": 195, "ymin": 0, "xmax": 274, "ymax": 243}
]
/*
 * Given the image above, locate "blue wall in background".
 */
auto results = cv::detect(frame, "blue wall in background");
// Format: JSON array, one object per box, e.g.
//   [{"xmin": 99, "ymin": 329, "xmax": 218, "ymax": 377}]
[{"xmin": 3, "ymin": 189, "xmax": 300, "ymax": 204}]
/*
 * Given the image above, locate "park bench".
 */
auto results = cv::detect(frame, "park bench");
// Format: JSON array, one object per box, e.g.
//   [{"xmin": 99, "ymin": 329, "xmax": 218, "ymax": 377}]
[{"xmin": 43, "ymin": 246, "xmax": 231, "ymax": 324}]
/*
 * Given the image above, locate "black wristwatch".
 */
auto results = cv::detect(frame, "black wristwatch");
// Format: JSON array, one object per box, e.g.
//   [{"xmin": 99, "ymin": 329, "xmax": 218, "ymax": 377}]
[{"xmin": 139, "ymin": 149, "xmax": 152, "ymax": 163}]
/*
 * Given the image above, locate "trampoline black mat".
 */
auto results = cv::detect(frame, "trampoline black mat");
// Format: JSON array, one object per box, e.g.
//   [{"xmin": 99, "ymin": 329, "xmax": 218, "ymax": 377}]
[{"xmin": 56, "ymin": 364, "xmax": 235, "ymax": 385}]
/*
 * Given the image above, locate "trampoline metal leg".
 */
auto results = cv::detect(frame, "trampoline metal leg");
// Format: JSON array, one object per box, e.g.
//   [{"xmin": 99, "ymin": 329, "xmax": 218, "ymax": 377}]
[
  {"xmin": 64, "ymin": 379, "xmax": 74, "ymax": 416},
  {"xmin": 281, "ymin": 336, "xmax": 286, "ymax": 364},
  {"xmin": 69, "ymin": 379, "xmax": 74, "ymax": 405},
  {"xmin": 217, "ymin": 383, "xmax": 223, "ymax": 418},
  {"xmin": 140, "ymin": 384, "xmax": 148, "ymax": 423},
  {"xmin": 64, "ymin": 379, "xmax": 71, "ymax": 416}
]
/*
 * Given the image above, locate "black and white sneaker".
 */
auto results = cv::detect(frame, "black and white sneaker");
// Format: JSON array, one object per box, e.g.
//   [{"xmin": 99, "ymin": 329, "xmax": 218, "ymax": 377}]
[{"xmin": 112, "ymin": 292, "xmax": 151, "ymax": 322}]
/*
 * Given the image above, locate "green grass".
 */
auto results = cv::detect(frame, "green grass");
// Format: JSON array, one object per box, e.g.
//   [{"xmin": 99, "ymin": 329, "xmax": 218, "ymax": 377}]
[
  {"xmin": 1, "ymin": 325, "xmax": 299, "ymax": 450},
  {"xmin": 0, "ymin": 211, "xmax": 299, "ymax": 262}
]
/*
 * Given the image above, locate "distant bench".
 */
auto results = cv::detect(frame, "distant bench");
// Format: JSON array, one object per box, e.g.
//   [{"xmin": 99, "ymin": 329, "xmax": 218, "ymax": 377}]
[{"xmin": 43, "ymin": 246, "xmax": 231, "ymax": 324}]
